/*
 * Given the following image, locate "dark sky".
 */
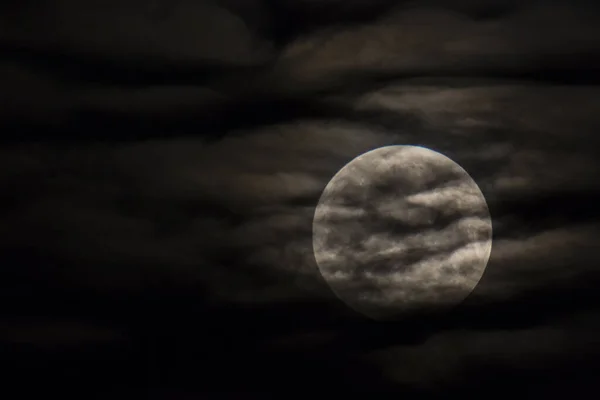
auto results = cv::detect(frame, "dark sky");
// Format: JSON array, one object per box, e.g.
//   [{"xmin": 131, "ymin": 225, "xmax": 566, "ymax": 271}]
[{"xmin": 1, "ymin": 0, "xmax": 600, "ymax": 398}]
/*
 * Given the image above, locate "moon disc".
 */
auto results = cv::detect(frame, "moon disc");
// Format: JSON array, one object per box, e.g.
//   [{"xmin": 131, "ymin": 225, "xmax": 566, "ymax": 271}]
[{"xmin": 312, "ymin": 145, "xmax": 492, "ymax": 320}]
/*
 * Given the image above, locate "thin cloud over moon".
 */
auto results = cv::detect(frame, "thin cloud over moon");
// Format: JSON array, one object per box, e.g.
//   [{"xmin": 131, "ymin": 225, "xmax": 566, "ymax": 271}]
[{"xmin": 313, "ymin": 145, "xmax": 492, "ymax": 320}]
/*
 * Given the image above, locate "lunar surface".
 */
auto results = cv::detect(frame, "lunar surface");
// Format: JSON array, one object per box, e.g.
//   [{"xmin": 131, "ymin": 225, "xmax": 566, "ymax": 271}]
[{"xmin": 312, "ymin": 145, "xmax": 492, "ymax": 320}]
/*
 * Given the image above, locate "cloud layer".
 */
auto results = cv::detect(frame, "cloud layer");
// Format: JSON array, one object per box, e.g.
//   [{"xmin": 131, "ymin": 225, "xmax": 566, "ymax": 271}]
[{"xmin": 1, "ymin": 0, "xmax": 600, "ymax": 395}]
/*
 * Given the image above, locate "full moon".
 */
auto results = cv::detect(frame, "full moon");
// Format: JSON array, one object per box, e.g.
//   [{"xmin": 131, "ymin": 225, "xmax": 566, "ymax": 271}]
[{"xmin": 312, "ymin": 145, "xmax": 492, "ymax": 320}]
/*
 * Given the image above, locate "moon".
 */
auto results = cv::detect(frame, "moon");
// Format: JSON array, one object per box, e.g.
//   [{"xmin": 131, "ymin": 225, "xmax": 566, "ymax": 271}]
[{"xmin": 312, "ymin": 145, "xmax": 492, "ymax": 320}]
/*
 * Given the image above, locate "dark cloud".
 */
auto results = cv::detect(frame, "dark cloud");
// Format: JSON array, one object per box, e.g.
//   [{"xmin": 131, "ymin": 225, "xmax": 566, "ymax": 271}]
[
  {"xmin": 0, "ymin": 0, "xmax": 273, "ymax": 66},
  {"xmin": 368, "ymin": 311, "xmax": 600, "ymax": 391},
  {"xmin": 2, "ymin": 0, "xmax": 600, "ymax": 397},
  {"xmin": 1, "ymin": 319, "xmax": 124, "ymax": 346},
  {"xmin": 271, "ymin": 2, "xmax": 600, "ymax": 92}
]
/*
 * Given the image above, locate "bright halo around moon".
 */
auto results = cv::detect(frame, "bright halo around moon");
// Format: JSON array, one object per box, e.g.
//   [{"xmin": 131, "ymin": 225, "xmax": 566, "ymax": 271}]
[{"xmin": 312, "ymin": 145, "xmax": 492, "ymax": 321}]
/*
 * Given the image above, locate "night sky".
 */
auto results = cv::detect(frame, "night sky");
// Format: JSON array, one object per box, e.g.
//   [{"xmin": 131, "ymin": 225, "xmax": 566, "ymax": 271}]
[{"xmin": 2, "ymin": 1, "xmax": 600, "ymax": 398}]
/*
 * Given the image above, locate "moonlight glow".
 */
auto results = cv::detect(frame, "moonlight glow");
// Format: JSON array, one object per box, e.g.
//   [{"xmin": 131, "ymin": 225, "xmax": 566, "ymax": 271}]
[{"xmin": 312, "ymin": 145, "xmax": 492, "ymax": 320}]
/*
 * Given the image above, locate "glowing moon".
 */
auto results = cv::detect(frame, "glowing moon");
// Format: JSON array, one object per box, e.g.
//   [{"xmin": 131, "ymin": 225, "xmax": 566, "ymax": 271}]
[{"xmin": 312, "ymin": 145, "xmax": 492, "ymax": 320}]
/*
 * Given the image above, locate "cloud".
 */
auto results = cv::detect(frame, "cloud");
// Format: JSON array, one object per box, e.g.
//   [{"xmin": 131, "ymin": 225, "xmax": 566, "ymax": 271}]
[
  {"xmin": 0, "ymin": 2, "xmax": 598, "ymax": 325},
  {"xmin": 405, "ymin": 180, "xmax": 490, "ymax": 216},
  {"xmin": 1, "ymin": 1, "xmax": 599, "ymax": 395},
  {"xmin": 0, "ymin": 0, "xmax": 273, "ymax": 66},
  {"xmin": 0, "ymin": 62, "xmax": 71, "ymax": 122},
  {"xmin": 275, "ymin": 3, "xmax": 600, "ymax": 86},
  {"xmin": 474, "ymin": 224, "xmax": 600, "ymax": 302},
  {"xmin": 368, "ymin": 311, "xmax": 600, "ymax": 388},
  {"xmin": 342, "ymin": 82, "xmax": 600, "ymax": 203},
  {"xmin": 0, "ymin": 123, "xmax": 394, "ymax": 303},
  {"xmin": 1, "ymin": 320, "xmax": 124, "ymax": 347},
  {"xmin": 2, "ymin": 74, "xmax": 599, "ymax": 313},
  {"xmin": 0, "ymin": 60, "xmax": 230, "ymax": 125},
  {"xmin": 352, "ymin": 84, "xmax": 600, "ymax": 139}
]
